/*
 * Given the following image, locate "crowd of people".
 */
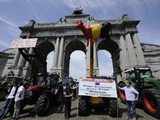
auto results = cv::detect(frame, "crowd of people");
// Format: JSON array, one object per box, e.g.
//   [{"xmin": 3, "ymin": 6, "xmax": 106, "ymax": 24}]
[
  {"xmin": 0, "ymin": 71, "xmax": 140, "ymax": 120},
  {"xmin": 0, "ymin": 77, "xmax": 29, "ymax": 120},
  {"xmin": 0, "ymin": 73, "xmax": 77, "ymax": 120}
]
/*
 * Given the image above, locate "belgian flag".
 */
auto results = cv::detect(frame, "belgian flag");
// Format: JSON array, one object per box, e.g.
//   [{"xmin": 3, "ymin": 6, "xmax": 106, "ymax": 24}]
[
  {"xmin": 76, "ymin": 21, "xmax": 111, "ymax": 77},
  {"xmin": 76, "ymin": 20, "xmax": 111, "ymax": 46}
]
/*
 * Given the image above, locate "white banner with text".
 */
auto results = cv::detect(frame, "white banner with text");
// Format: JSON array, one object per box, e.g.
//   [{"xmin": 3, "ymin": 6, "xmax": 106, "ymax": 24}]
[
  {"xmin": 78, "ymin": 78, "xmax": 117, "ymax": 98},
  {"xmin": 10, "ymin": 38, "xmax": 37, "ymax": 48}
]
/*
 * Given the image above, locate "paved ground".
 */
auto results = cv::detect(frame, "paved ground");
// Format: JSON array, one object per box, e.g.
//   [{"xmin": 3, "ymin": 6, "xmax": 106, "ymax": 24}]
[{"xmin": 2, "ymin": 99, "xmax": 159, "ymax": 120}]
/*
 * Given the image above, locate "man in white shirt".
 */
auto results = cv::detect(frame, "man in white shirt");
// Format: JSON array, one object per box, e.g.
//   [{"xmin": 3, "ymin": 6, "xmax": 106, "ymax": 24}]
[
  {"xmin": 12, "ymin": 82, "xmax": 27, "ymax": 120},
  {"xmin": 0, "ymin": 81, "xmax": 18, "ymax": 120},
  {"xmin": 119, "ymin": 82, "xmax": 139, "ymax": 120}
]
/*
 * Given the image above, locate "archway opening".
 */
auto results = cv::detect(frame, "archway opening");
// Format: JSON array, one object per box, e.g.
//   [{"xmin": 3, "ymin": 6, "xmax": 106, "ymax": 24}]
[
  {"xmin": 69, "ymin": 50, "xmax": 86, "ymax": 80},
  {"xmin": 64, "ymin": 40, "xmax": 86, "ymax": 78},
  {"xmin": 98, "ymin": 50, "xmax": 113, "ymax": 76},
  {"xmin": 46, "ymin": 51, "xmax": 55, "ymax": 73},
  {"xmin": 34, "ymin": 41, "xmax": 55, "ymax": 75},
  {"xmin": 98, "ymin": 39, "xmax": 120, "ymax": 78}
]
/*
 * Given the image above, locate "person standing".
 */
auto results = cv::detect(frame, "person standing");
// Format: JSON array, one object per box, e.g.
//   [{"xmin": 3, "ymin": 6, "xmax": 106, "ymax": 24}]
[
  {"xmin": 12, "ymin": 82, "xmax": 27, "ymax": 120},
  {"xmin": 119, "ymin": 82, "xmax": 139, "ymax": 120},
  {"xmin": 63, "ymin": 82, "xmax": 72, "ymax": 119},
  {"xmin": 0, "ymin": 81, "xmax": 18, "ymax": 120}
]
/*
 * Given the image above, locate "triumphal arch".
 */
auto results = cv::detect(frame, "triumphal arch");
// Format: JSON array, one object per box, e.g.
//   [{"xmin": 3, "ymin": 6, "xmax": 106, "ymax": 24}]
[{"xmin": 2, "ymin": 9, "xmax": 145, "ymax": 81}]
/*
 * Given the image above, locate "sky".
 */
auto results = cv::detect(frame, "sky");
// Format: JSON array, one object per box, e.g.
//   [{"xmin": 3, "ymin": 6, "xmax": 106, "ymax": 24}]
[{"xmin": 0, "ymin": 0, "xmax": 160, "ymax": 78}]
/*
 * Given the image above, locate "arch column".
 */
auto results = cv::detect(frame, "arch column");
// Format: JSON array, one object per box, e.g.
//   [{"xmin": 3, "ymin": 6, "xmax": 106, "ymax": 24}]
[
  {"xmin": 64, "ymin": 54, "xmax": 70, "ymax": 77},
  {"xmin": 86, "ymin": 42, "xmax": 99, "ymax": 76},
  {"xmin": 125, "ymin": 33, "xmax": 137, "ymax": 67},
  {"xmin": 57, "ymin": 37, "xmax": 64, "ymax": 76},
  {"xmin": 86, "ymin": 42, "xmax": 90, "ymax": 77},
  {"xmin": 13, "ymin": 49, "xmax": 20, "ymax": 67},
  {"xmin": 132, "ymin": 33, "xmax": 145, "ymax": 65},
  {"xmin": 119, "ymin": 35, "xmax": 129, "ymax": 78},
  {"xmin": 23, "ymin": 48, "xmax": 33, "ymax": 79},
  {"xmin": 93, "ymin": 42, "xmax": 99, "ymax": 76},
  {"xmin": 17, "ymin": 55, "xmax": 26, "ymax": 76},
  {"xmin": 51, "ymin": 37, "xmax": 60, "ymax": 73}
]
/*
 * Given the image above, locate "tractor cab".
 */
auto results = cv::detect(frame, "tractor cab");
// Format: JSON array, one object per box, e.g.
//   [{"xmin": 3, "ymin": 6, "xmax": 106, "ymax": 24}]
[
  {"xmin": 125, "ymin": 66, "xmax": 152, "ymax": 81},
  {"xmin": 124, "ymin": 65, "xmax": 160, "ymax": 90},
  {"xmin": 125, "ymin": 66, "xmax": 150, "ymax": 89},
  {"xmin": 118, "ymin": 66, "xmax": 160, "ymax": 118}
]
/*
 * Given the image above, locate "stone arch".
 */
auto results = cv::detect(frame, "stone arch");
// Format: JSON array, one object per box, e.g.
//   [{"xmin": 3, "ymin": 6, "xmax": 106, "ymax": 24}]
[
  {"xmin": 97, "ymin": 39, "xmax": 120, "ymax": 79},
  {"xmin": 37, "ymin": 40, "xmax": 55, "ymax": 73},
  {"xmin": 29, "ymin": 40, "xmax": 55, "ymax": 82},
  {"xmin": 37, "ymin": 40, "xmax": 55, "ymax": 56},
  {"xmin": 63, "ymin": 40, "xmax": 86, "ymax": 77}
]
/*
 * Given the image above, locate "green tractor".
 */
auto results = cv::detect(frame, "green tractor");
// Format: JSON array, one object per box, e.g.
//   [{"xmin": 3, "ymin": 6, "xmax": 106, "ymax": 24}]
[{"xmin": 118, "ymin": 65, "xmax": 160, "ymax": 118}]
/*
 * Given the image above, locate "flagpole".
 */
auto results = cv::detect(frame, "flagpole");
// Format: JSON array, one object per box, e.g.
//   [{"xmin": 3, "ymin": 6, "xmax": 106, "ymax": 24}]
[{"xmin": 89, "ymin": 40, "xmax": 94, "ymax": 77}]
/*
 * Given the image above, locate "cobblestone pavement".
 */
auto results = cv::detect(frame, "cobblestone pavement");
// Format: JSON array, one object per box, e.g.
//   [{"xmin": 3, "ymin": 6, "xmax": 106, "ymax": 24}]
[{"xmin": 2, "ymin": 99, "xmax": 158, "ymax": 120}]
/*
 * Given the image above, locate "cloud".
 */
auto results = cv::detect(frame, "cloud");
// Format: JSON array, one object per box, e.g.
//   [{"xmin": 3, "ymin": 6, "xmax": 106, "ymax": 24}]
[
  {"xmin": 63, "ymin": 0, "xmax": 160, "ymax": 18},
  {"xmin": 25, "ymin": 0, "xmax": 41, "ymax": 20},
  {"xmin": 63, "ymin": 0, "xmax": 116, "ymax": 9},
  {"xmin": 0, "ymin": 17, "xmax": 17, "ymax": 28},
  {"xmin": 0, "ymin": 39, "xmax": 9, "ymax": 49},
  {"xmin": 63, "ymin": 0, "xmax": 159, "ymax": 9},
  {"xmin": 0, "ymin": 0, "xmax": 12, "ymax": 2}
]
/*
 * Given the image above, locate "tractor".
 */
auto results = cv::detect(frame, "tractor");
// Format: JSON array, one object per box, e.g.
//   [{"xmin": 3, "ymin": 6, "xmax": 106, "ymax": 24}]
[
  {"xmin": 118, "ymin": 65, "xmax": 160, "ymax": 118},
  {"xmin": 78, "ymin": 76, "xmax": 118, "ymax": 117},
  {"xmin": 77, "ymin": 19, "xmax": 118, "ymax": 117},
  {"xmin": 24, "ymin": 73, "xmax": 63, "ymax": 116},
  {"xmin": 8, "ymin": 38, "xmax": 64, "ymax": 116},
  {"xmin": 18, "ymin": 47, "xmax": 64, "ymax": 116}
]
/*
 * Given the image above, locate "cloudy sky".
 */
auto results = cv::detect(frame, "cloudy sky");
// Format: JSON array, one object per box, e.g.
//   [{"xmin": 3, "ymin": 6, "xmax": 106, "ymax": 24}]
[{"xmin": 0, "ymin": 0, "xmax": 160, "ymax": 78}]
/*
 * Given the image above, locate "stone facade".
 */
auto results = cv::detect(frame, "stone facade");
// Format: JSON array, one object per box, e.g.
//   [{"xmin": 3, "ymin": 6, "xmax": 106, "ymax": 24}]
[
  {"xmin": 0, "ymin": 49, "xmax": 15, "ymax": 76},
  {"xmin": 141, "ymin": 43, "xmax": 160, "ymax": 79},
  {"xmin": 1, "ymin": 10, "xmax": 147, "ymax": 81}
]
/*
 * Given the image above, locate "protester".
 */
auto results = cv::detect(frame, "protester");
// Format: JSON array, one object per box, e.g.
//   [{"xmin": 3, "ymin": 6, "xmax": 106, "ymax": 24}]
[
  {"xmin": 119, "ymin": 81, "xmax": 139, "ymax": 120},
  {"xmin": 63, "ymin": 79, "xmax": 72, "ymax": 119},
  {"xmin": 0, "ymin": 79, "xmax": 18, "ymax": 120},
  {"xmin": 12, "ymin": 82, "xmax": 28, "ymax": 120}
]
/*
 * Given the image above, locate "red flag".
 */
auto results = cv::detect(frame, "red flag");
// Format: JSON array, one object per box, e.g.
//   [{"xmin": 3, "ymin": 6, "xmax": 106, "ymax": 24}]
[
  {"xmin": 76, "ymin": 21, "xmax": 92, "ymax": 46},
  {"xmin": 76, "ymin": 21, "xmax": 103, "ymax": 46}
]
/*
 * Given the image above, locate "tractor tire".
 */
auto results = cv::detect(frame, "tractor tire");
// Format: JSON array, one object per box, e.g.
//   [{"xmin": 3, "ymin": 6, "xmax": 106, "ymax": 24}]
[
  {"xmin": 35, "ymin": 94, "xmax": 51, "ymax": 116},
  {"xmin": 0, "ymin": 90, "xmax": 7, "ymax": 101},
  {"xmin": 143, "ymin": 91, "xmax": 160, "ymax": 118},
  {"xmin": 78, "ymin": 97, "xmax": 90, "ymax": 116},
  {"xmin": 108, "ymin": 99, "xmax": 118, "ymax": 117}
]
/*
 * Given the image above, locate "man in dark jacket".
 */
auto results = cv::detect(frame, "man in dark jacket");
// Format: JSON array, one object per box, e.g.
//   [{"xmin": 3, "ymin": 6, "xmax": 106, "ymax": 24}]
[{"xmin": 63, "ymin": 80, "xmax": 72, "ymax": 119}]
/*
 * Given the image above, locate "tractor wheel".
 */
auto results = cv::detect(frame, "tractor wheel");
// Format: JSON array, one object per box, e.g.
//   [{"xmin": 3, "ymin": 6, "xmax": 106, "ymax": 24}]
[
  {"xmin": 78, "ymin": 97, "xmax": 90, "ymax": 116},
  {"xmin": 35, "ymin": 94, "xmax": 50, "ymax": 116},
  {"xmin": 0, "ymin": 90, "xmax": 7, "ymax": 101},
  {"xmin": 143, "ymin": 92, "xmax": 160, "ymax": 118},
  {"xmin": 108, "ymin": 99, "xmax": 118, "ymax": 117}
]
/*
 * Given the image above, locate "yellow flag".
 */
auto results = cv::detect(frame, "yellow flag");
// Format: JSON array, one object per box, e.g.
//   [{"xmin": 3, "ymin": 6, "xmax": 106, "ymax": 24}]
[{"xmin": 91, "ymin": 23, "xmax": 102, "ymax": 41}]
